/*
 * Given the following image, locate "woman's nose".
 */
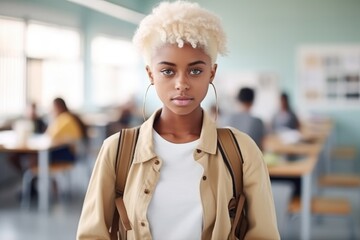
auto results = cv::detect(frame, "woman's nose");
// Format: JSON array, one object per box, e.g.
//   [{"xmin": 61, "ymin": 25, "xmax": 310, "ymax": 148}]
[{"xmin": 175, "ymin": 74, "xmax": 190, "ymax": 91}]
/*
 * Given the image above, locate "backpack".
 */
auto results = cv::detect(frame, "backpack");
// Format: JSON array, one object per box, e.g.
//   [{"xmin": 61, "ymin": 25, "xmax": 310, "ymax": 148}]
[{"xmin": 110, "ymin": 127, "xmax": 248, "ymax": 240}]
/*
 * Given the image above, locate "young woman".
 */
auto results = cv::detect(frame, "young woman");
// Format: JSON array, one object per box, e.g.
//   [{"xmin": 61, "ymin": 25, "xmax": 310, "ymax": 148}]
[{"xmin": 77, "ymin": 1, "xmax": 279, "ymax": 239}]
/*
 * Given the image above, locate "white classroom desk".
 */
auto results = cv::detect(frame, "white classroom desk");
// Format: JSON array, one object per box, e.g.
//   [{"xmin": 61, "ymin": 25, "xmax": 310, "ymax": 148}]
[{"xmin": 0, "ymin": 130, "xmax": 66, "ymax": 213}]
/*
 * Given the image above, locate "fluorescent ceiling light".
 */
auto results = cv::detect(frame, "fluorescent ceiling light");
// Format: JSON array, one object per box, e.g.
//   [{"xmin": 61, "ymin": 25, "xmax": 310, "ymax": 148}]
[{"xmin": 67, "ymin": 0, "xmax": 145, "ymax": 24}]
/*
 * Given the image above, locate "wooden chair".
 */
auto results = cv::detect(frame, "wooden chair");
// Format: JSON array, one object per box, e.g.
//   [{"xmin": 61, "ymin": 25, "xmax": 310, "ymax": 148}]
[
  {"xmin": 327, "ymin": 145, "xmax": 358, "ymax": 173},
  {"xmin": 21, "ymin": 140, "xmax": 87, "ymax": 209},
  {"xmin": 305, "ymin": 145, "xmax": 359, "ymax": 239},
  {"xmin": 288, "ymin": 196, "xmax": 356, "ymax": 239},
  {"xmin": 318, "ymin": 145, "xmax": 360, "ymax": 206},
  {"xmin": 319, "ymin": 174, "xmax": 360, "ymax": 188},
  {"xmin": 21, "ymin": 162, "xmax": 74, "ymax": 208}
]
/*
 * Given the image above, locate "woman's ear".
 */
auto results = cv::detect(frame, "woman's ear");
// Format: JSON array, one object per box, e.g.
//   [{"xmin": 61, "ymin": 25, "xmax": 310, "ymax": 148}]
[
  {"xmin": 210, "ymin": 64, "xmax": 218, "ymax": 83},
  {"xmin": 146, "ymin": 65, "xmax": 154, "ymax": 84}
]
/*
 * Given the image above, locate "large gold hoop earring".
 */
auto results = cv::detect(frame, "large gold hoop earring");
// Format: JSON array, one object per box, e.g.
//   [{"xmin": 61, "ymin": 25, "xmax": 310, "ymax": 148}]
[
  {"xmin": 210, "ymin": 82, "xmax": 219, "ymax": 122},
  {"xmin": 142, "ymin": 83, "xmax": 153, "ymax": 121}
]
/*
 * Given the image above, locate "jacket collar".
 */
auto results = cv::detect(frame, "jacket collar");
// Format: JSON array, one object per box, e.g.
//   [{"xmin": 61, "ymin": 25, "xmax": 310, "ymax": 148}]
[{"xmin": 133, "ymin": 108, "xmax": 218, "ymax": 164}]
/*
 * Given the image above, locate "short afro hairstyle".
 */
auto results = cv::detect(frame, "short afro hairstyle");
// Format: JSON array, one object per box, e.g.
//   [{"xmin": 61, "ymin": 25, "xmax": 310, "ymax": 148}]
[{"xmin": 132, "ymin": 0, "xmax": 227, "ymax": 65}]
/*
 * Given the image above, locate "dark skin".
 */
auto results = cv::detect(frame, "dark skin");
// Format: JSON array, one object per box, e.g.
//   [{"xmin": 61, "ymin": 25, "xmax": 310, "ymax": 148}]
[
  {"xmin": 146, "ymin": 43, "xmax": 217, "ymax": 143},
  {"xmin": 153, "ymin": 108, "xmax": 203, "ymax": 143}
]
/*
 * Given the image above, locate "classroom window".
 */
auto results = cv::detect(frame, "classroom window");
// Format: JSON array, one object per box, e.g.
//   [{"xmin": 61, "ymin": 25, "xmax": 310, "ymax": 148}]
[
  {"xmin": 91, "ymin": 36, "xmax": 141, "ymax": 108},
  {"xmin": 0, "ymin": 18, "xmax": 83, "ymax": 118},
  {"xmin": 26, "ymin": 22, "xmax": 83, "ymax": 110},
  {"xmin": 0, "ymin": 17, "xmax": 26, "ymax": 117}
]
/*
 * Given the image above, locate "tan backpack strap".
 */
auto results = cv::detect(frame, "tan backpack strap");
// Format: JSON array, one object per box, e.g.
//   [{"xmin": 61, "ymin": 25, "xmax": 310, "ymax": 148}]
[
  {"xmin": 115, "ymin": 127, "xmax": 140, "ymax": 197},
  {"xmin": 217, "ymin": 128, "xmax": 248, "ymax": 240},
  {"xmin": 231, "ymin": 193, "xmax": 248, "ymax": 239},
  {"xmin": 110, "ymin": 127, "xmax": 140, "ymax": 240},
  {"xmin": 217, "ymin": 128, "xmax": 244, "ymax": 198},
  {"xmin": 110, "ymin": 210, "xmax": 120, "ymax": 240}
]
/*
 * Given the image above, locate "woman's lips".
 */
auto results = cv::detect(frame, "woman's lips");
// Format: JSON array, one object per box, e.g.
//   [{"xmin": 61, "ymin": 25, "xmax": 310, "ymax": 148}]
[{"xmin": 171, "ymin": 96, "xmax": 194, "ymax": 106}]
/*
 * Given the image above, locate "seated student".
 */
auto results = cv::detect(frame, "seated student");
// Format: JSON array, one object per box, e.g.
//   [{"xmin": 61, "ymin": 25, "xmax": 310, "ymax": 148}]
[
  {"xmin": 8, "ymin": 98, "xmax": 88, "ymax": 199},
  {"xmin": 46, "ymin": 97, "xmax": 88, "ymax": 162},
  {"xmin": 9, "ymin": 98, "xmax": 88, "ymax": 173},
  {"xmin": 222, "ymin": 87, "xmax": 265, "ymax": 150},
  {"xmin": 27, "ymin": 102, "xmax": 47, "ymax": 134},
  {"xmin": 8, "ymin": 102, "xmax": 47, "ymax": 172},
  {"xmin": 270, "ymin": 92, "xmax": 301, "ymax": 197},
  {"xmin": 271, "ymin": 92, "xmax": 300, "ymax": 132}
]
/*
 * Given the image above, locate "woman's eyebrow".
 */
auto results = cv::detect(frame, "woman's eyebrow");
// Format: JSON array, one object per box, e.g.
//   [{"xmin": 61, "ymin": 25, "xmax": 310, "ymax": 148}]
[
  {"xmin": 188, "ymin": 60, "xmax": 206, "ymax": 66},
  {"xmin": 157, "ymin": 60, "xmax": 207, "ymax": 66},
  {"xmin": 157, "ymin": 61, "xmax": 176, "ymax": 66}
]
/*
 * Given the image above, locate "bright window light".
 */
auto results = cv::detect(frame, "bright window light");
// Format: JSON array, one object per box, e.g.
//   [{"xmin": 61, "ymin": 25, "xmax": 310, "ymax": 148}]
[
  {"xmin": 26, "ymin": 23, "xmax": 80, "ymax": 60},
  {"xmin": 92, "ymin": 36, "xmax": 138, "ymax": 65},
  {"xmin": 0, "ymin": 18, "xmax": 26, "ymax": 117},
  {"xmin": 91, "ymin": 36, "xmax": 141, "ymax": 107},
  {"xmin": 26, "ymin": 22, "xmax": 83, "ymax": 110}
]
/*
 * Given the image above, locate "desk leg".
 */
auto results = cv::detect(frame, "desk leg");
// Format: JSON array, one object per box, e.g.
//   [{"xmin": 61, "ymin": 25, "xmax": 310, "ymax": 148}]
[
  {"xmin": 38, "ymin": 149, "xmax": 49, "ymax": 213},
  {"xmin": 99, "ymin": 125, "xmax": 107, "ymax": 142},
  {"xmin": 301, "ymin": 173, "xmax": 311, "ymax": 240}
]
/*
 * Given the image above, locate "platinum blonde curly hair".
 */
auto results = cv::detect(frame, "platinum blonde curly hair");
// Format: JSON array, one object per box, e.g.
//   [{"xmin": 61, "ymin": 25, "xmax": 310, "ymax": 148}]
[{"xmin": 132, "ymin": 0, "xmax": 227, "ymax": 65}]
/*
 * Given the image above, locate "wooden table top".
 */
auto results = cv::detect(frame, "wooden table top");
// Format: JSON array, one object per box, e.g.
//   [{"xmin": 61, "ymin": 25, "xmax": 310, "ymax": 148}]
[{"xmin": 264, "ymin": 121, "xmax": 333, "ymax": 176}]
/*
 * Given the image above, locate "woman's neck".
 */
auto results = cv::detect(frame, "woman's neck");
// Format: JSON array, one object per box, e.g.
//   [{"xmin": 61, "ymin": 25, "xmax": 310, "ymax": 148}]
[{"xmin": 153, "ymin": 108, "xmax": 203, "ymax": 143}]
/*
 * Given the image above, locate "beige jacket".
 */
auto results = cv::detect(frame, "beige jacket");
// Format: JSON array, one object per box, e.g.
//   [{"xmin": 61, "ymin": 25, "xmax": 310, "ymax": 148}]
[{"xmin": 77, "ymin": 110, "xmax": 280, "ymax": 240}]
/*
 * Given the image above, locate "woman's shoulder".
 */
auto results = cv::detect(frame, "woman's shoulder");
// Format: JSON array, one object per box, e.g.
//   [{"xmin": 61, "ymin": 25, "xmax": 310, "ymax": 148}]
[
  {"xmin": 224, "ymin": 127, "xmax": 255, "ymax": 144},
  {"xmin": 103, "ymin": 131, "xmax": 121, "ymax": 146},
  {"xmin": 224, "ymin": 127, "xmax": 263, "ymax": 161},
  {"xmin": 55, "ymin": 112, "xmax": 75, "ymax": 124},
  {"xmin": 98, "ymin": 132, "xmax": 122, "ymax": 156}
]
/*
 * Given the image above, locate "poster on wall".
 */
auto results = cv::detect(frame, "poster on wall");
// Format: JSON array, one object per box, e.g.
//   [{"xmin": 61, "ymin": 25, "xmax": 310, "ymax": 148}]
[{"xmin": 297, "ymin": 45, "xmax": 360, "ymax": 109}]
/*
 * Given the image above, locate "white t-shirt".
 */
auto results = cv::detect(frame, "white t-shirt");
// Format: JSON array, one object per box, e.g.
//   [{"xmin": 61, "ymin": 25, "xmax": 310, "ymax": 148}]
[{"xmin": 147, "ymin": 130, "xmax": 204, "ymax": 240}]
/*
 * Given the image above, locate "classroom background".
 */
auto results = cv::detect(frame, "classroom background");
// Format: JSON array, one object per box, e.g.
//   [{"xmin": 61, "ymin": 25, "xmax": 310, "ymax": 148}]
[{"xmin": 0, "ymin": 0, "xmax": 359, "ymax": 239}]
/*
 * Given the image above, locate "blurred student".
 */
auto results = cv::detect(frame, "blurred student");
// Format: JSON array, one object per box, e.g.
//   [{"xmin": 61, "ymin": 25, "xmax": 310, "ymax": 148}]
[
  {"xmin": 270, "ymin": 92, "xmax": 301, "ymax": 197},
  {"xmin": 8, "ymin": 98, "xmax": 88, "ymax": 200},
  {"xmin": 26, "ymin": 102, "xmax": 47, "ymax": 134},
  {"xmin": 9, "ymin": 98, "xmax": 88, "ymax": 173},
  {"xmin": 223, "ymin": 87, "xmax": 265, "ymax": 150},
  {"xmin": 8, "ymin": 102, "xmax": 47, "ymax": 172},
  {"xmin": 106, "ymin": 100, "xmax": 142, "ymax": 136},
  {"xmin": 271, "ymin": 92, "xmax": 300, "ymax": 132},
  {"xmin": 40, "ymin": 98, "xmax": 88, "ymax": 197},
  {"xmin": 45, "ymin": 97, "xmax": 88, "ymax": 162}
]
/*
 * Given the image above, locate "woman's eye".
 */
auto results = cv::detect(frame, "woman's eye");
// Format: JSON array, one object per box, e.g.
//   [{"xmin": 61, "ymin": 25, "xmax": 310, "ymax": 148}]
[
  {"xmin": 190, "ymin": 69, "xmax": 202, "ymax": 75},
  {"xmin": 160, "ymin": 69, "xmax": 174, "ymax": 76}
]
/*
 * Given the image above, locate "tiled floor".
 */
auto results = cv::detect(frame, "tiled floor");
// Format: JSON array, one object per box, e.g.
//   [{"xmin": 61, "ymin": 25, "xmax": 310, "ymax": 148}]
[
  {"xmin": 0, "ymin": 165, "xmax": 359, "ymax": 240},
  {"xmin": 0, "ymin": 202, "xmax": 81, "ymax": 240},
  {"xmin": 0, "ymin": 172, "xmax": 85, "ymax": 240}
]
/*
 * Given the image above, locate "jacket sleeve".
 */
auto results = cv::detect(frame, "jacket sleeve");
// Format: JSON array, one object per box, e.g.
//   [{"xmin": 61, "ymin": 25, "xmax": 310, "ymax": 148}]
[
  {"xmin": 76, "ymin": 134, "xmax": 119, "ymax": 240},
  {"xmin": 232, "ymin": 128, "xmax": 280, "ymax": 240}
]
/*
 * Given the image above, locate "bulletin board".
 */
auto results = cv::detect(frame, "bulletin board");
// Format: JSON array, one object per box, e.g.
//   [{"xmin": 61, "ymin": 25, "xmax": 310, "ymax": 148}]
[{"xmin": 297, "ymin": 45, "xmax": 360, "ymax": 109}]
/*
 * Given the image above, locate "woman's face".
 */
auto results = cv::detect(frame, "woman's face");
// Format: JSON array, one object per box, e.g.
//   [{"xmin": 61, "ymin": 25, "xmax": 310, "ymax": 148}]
[{"xmin": 146, "ymin": 43, "xmax": 217, "ymax": 117}]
